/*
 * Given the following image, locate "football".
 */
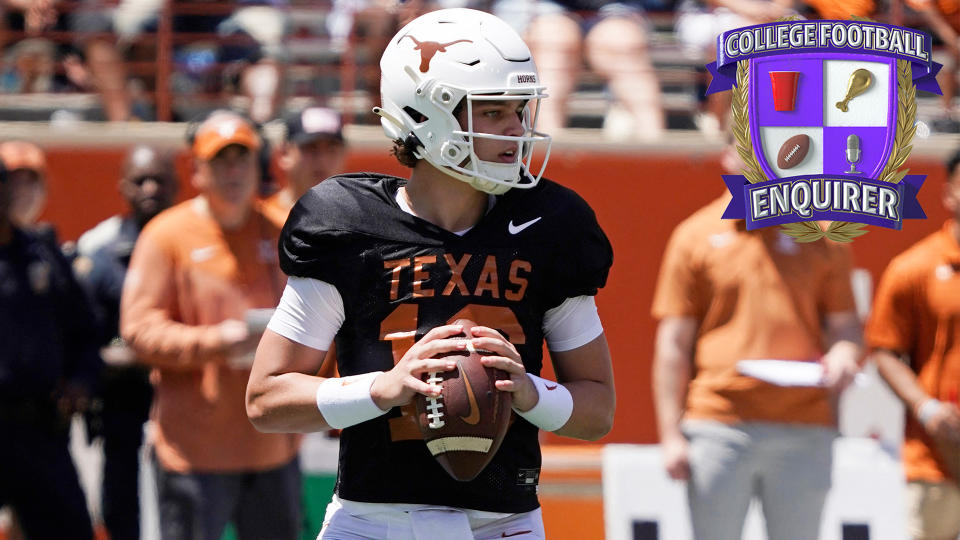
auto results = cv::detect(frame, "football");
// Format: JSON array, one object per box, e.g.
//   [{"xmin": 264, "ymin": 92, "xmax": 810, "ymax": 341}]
[
  {"xmin": 415, "ymin": 319, "xmax": 512, "ymax": 481},
  {"xmin": 777, "ymin": 134, "xmax": 810, "ymax": 169}
]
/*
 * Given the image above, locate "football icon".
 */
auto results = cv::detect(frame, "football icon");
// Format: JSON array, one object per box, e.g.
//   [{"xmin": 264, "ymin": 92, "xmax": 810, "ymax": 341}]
[
  {"xmin": 415, "ymin": 319, "xmax": 512, "ymax": 481},
  {"xmin": 777, "ymin": 134, "xmax": 810, "ymax": 169}
]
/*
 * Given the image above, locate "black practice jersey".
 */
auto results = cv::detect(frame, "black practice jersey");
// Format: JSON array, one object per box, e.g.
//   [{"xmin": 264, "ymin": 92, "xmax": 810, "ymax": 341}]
[{"xmin": 279, "ymin": 173, "xmax": 612, "ymax": 513}]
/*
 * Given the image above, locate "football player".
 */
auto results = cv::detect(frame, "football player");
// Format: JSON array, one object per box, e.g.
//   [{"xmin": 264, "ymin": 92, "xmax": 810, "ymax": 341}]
[{"xmin": 246, "ymin": 8, "xmax": 615, "ymax": 539}]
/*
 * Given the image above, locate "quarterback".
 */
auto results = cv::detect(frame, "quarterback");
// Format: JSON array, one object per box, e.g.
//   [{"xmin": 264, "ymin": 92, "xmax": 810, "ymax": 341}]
[{"xmin": 246, "ymin": 8, "xmax": 615, "ymax": 539}]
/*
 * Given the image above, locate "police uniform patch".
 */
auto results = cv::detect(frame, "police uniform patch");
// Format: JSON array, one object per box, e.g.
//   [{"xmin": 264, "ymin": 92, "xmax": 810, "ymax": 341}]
[
  {"xmin": 27, "ymin": 260, "xmax": 50, "ymax": 294},
  {"xmin": 72, "ymin": 255, "xmax": 93, "ymax": 280}
]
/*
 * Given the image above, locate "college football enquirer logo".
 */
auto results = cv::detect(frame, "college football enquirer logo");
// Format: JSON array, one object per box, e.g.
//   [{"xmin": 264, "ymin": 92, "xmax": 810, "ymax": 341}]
[{"xmin": 707, "ymin": 18, "xmax": 938, "ymax": 242}]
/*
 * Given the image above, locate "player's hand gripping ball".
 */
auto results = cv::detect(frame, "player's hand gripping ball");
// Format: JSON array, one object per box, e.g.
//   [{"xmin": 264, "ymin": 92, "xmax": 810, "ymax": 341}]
[{"xmin": 415, "ymin": 319, "xmax": 512, "ymax": 481}]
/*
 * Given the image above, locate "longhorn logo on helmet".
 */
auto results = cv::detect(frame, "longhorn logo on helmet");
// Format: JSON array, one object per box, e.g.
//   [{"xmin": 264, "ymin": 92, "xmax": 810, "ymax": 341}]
[{"xmin": 402, "ymin": 35, "xmax": 473, "ymax": 73}]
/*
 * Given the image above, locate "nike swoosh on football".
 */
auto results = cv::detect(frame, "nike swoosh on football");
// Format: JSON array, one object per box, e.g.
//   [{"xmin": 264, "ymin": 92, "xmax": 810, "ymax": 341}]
[
  {"xmin": 508, "ymin": 217, "xmax": 542, "ymax": 235},
  {"xmin": 501, "ymin": 531, "xmax": 533, "ymax": 538},
  {"xmin": 459, "ymin": 364, "xmax": 480, "ymax": 425}
]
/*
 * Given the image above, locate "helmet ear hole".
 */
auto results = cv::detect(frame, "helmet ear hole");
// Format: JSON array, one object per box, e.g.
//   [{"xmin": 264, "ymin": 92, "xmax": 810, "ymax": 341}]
[{"xmin": 403, "ymin": 106, "xmax": 429, "ymax": 124}]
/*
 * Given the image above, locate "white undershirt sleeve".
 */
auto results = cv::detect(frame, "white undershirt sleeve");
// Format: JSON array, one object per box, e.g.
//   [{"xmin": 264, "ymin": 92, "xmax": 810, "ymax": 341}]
[
  {"xmin": 542, "ymin": 295, "xmax": 604, "ymax": 352},
  {"xmin": 269, "ymin": 280, "xmax": 600, "ymax": 354},
  {"xmin": 267, "ymin": 276, "xmax": 345, "ymax": 351}
]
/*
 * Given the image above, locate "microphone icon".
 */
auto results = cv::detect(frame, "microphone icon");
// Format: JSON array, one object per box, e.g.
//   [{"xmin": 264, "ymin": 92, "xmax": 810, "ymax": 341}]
[{"xmin": 846, "ymin": 134, "xmax": 862, "ymax": 174}]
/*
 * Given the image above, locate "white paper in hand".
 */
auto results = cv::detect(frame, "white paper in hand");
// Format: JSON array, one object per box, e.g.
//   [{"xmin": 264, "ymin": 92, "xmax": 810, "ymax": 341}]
[{"xmin": 736, "ymin": 359, "xmax": 827, "ymax": 387}]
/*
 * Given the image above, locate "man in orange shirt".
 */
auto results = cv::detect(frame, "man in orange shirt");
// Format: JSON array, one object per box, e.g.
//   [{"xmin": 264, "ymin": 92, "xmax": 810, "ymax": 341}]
[
  {"xmin": 120, "ymin": 110, "xmax": 299, "ymax": 540},
  {"xmin": 652, "ymin": 143, "xmax": 863, "ymax": 540},
  {"xmin": 866, "ymin": 149, "xmax": 960, "ymax": 540},
  {"xmin": 261, "ymin": 106, "xmax": 346, "ymax": 226},
  {"xmin": 801, "ymin": 0, "xmax": 875, "ymax": 20}
]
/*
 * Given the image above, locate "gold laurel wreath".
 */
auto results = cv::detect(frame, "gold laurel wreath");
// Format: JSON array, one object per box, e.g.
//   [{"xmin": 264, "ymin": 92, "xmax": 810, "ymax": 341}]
[{"xmin": 732, "ymin": 53, "xmax": 916, "ymax": 243}]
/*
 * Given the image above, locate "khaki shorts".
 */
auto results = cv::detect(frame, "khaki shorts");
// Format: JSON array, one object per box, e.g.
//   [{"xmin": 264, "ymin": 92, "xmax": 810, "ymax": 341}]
[{"xmin": 906, "ymin": 480, "xmax": 960, "ymax": 540}]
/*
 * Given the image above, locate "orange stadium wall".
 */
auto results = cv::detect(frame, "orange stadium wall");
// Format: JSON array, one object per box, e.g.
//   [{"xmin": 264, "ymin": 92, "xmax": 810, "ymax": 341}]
[{"xmin": 39, "ymin": 143, "xmax": 953, "ymax": 446}]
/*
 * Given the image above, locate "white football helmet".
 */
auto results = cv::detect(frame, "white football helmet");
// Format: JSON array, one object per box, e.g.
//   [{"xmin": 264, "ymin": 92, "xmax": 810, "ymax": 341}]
[{"xmin": 376, "ymin": 8, "xmax": 552, "ymax": 195}]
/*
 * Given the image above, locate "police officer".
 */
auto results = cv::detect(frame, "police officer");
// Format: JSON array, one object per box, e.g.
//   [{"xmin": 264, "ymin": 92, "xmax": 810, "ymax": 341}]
[
  {"xmin": 75, "ymin": 145, "xmax": 178, "ymax": 540},
  {"xmin": 0, "ymin": 159, "xmax": 100, "ymax": 539}
]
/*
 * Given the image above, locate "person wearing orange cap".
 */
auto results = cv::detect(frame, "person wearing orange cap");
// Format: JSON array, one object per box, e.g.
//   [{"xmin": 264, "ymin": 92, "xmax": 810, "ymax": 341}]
[
  {"xmin": 120, "ymin": 110, "xmax": 301, "ymax": 540},
  {"xmin": 0, "ymin": 140, "xmax": 48, "ymax": 230}
]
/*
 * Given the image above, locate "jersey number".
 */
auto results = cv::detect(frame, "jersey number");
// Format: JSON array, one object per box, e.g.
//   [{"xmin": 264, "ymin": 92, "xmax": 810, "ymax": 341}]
[
  {"xmin": 378, "ymin": 303, "xmax": 526, "ymax": 364},
  {"xmin": 378, "ymin": 303, "xmax": 526, "ymax": 441}
]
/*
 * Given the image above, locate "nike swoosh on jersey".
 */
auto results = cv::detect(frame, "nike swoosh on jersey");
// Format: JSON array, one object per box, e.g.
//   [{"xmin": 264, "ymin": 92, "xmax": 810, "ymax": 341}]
[
  {"xmin": 545, "ymin": 384, "xmax": 557, "ymax": 391},
  {"xmin": 459, "ymin": 364, "xmax": 480, "ymax": 425},
  {"xmin": 507, "ymin": 217, "xmax": 542, "ymax": 235},
  {"xmin": 501, "ymin": 531, "xmax": 533, "ymax": 538}
]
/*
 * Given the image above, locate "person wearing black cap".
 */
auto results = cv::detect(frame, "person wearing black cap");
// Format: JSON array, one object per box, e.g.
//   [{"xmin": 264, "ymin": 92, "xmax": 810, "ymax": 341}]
[
  {"xmin": 262, "ymin": 106, "xmax": 346, "ymax": 226},
  {"xmin": 73, "ymin": 145, "xmax": 179, "ymax": 540},
  {"xmin": 0, "ymin": 159, "xmax": 101, "ymax": 539}
]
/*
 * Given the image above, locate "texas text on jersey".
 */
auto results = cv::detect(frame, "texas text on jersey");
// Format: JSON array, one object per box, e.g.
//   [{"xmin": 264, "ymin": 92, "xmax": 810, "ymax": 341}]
[{"xmin": 279, "ymin": 173, "xmax": 612, "ymax": 512}]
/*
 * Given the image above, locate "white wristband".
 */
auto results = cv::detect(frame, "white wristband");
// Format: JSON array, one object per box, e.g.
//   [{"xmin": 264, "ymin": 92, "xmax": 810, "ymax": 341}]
[
  {"xmin": 315, "ymin": 371, "xmax": 390, "ymax": 429},
  {"xmin": 917, "ymin": 398, "xmax": 944, "ymax": 425},
  {"xmin": 514, "ymin": 374, "xmax": 574, "ymax": 432}
]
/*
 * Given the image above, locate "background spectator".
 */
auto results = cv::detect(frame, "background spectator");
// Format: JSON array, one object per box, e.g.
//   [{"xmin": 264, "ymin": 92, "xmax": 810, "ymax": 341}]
[
  {"xmin": 674, "ymin": 0, "xmax": 795, "ymax": 137},
  {"xmin": 112, "ymin": 0, "xmax": 292, "ymax": 122},
  {"xmin": 866, "ymin": 148, "xmax": 960, "ymax": 540},
  {"xmin": 905, "ymin": 0, "xmax": 960, "ymax": 129},
  {"xmin": 0, "ymin": 158, "xmax": 100, "ymax": 540},
  {"xmin": 0, "ymin": 140, "xmax": 48, "ymax": 229},
  {"xmin": 800, "ymin": 0, "xmax": 875, "ymax": 20},
  {"xmin": 120, "ymin": 110, "xmax": 300, "ymax": 540},
  {"xmin": 74, "ymin": 144, "xmax": 179, "ymax": 540},
  {"xmin": 495, "ymin": 0, "xmax": 666, "ymax": 140},
  {"xmin": 651, "ymin": 140, "xmax": 863, "ymax": 539},
  {"xmin": 261, "ymin": 105, "xmax": 346, "ymax": 225}
]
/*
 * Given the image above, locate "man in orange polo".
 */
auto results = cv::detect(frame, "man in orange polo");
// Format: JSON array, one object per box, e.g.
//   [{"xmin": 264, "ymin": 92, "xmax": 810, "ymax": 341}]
[
  {"xmin": 866, "ymin": 149, "xmax": 960, "ymax": 540},
  {"xmin": 652, "ymin": 143, "xmax": 863, "ymax": 540},
  {"xmin": 120, "ymin": 110, "xmax": 299, "ymax": 540}
]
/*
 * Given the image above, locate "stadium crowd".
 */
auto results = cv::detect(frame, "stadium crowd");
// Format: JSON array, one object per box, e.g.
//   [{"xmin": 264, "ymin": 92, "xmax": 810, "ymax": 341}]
[{"xmin": 0, "ymin": 0, "xmax": 957, "ymax": 135}]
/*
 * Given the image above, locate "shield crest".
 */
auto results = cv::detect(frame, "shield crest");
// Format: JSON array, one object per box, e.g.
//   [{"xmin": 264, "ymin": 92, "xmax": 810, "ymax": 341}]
[{"xmin": 748, "ymin": 53, "xmax": 897, "ymax": 180}]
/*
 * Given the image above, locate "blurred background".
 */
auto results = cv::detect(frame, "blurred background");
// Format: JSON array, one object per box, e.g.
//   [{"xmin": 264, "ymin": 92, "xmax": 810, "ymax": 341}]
[{"xmin": 0, "ymin": 1, "xmax": 958, "ymax": 539}]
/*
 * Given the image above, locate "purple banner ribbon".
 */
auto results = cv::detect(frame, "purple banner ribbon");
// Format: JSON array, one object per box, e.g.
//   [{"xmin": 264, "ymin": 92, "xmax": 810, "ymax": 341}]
[
  {"xmin": 722, "ymin": 174, "xmax": 926, "ymax": 230},
  {"xmin": 706, "ymin": 20, "xmax": 941, "ymax": 95}
]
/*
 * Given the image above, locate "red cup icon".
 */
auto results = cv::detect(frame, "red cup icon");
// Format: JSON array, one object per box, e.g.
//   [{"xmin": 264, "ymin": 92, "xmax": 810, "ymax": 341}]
[{"xmin": 769, "ymin": 71, "xmax": 800, "ymax": 112}]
